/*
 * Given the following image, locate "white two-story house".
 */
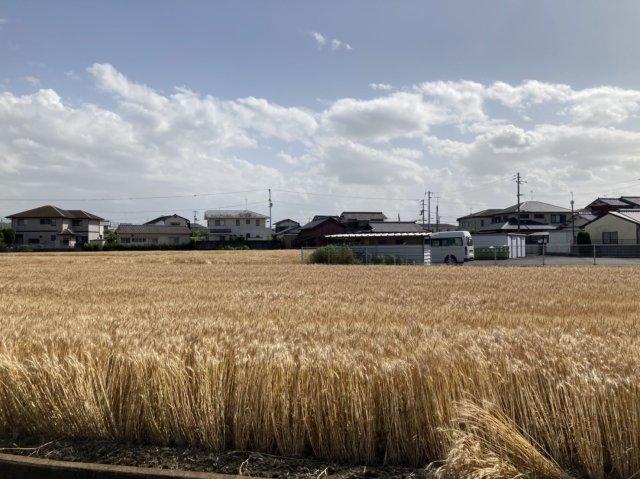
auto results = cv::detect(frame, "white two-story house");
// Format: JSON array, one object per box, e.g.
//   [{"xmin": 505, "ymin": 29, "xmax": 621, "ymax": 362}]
[
  {"xmin": 7, "ymin": 205, "xmax": 108, "ymax": 248},
  {"xmin": 204, "ymin": 210, "xmax": 272, "ymax": 241}
]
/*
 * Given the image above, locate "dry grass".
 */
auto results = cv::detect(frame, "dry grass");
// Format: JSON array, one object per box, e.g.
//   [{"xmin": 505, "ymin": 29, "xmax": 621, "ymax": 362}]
[{"xmin": 1, "ymin": 250, "xmax": 639, "ymax": 478}]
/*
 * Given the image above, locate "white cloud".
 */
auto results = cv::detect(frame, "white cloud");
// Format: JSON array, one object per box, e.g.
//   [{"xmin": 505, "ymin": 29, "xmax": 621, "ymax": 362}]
[
  {"xmin": 330, "ymin": 39, "xmax": 352, "ymax": 51},
  {"xmin": 23, "ymin": 76, "xmax": 41, "ymax": 87},
  {"xmin": 321, "ymin": 91, "xmax": 439, "ymax": 142},
  {"xmin": 3, "ymin": 65, "xmax": 640, "ymax": 223},
  {"xmin": 369, "ymin": 83, "xmax": 393, "ymax": 91},
  {"xmin": 65, "ymin": 70, "xmax": 81, "ymax": 81},
  {"xmin": 309, "ymin": 31, "xmax": 352, "ymax": 51},
  {"xmin": 310, "ymin": 31, "xmax": 326, "ymax": 48}
]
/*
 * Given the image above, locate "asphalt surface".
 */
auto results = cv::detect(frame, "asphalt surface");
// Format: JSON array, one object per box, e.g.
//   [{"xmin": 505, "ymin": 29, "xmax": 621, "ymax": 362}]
[{"xmin": 468, "ymin": 255, "xmax": 640, "ymax": 267}]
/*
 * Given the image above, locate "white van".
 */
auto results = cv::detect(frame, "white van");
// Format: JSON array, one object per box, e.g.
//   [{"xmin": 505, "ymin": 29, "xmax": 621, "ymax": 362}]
[{"xmin": 429, "ymin": 231, "xmax": 474, "ymax": 264}]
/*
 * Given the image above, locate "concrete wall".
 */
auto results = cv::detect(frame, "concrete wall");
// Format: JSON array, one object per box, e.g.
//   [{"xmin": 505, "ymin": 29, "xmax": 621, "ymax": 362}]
[
  {"xmin": 120, "ymin": 234, "xmax": 191, "ymax": 245},
  {"xmin": 584, "ymin": 214, "xmax": 639, "ymax": 244},
  {"xmin": 207, "ymin": 217, "xmax": 272, "ymax": 240}
]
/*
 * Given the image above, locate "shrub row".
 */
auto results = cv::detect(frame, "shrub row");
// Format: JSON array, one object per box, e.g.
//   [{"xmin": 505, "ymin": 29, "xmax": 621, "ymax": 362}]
[{"xmin": 474, "ymin": 246, "xmax": 510, "ymax": 260}]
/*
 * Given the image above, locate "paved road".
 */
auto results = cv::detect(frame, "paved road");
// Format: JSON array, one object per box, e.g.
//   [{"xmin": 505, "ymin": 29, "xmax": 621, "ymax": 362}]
[{"xmin": 468, "ymin": 255, "xmax": 640, "ymax": 267}]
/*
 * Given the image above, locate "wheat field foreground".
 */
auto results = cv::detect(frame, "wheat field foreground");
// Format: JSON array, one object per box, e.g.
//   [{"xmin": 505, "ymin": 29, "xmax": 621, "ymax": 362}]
[{"xmin": 1, "ymin": 251, "xmax": 639, "ymax": 478}]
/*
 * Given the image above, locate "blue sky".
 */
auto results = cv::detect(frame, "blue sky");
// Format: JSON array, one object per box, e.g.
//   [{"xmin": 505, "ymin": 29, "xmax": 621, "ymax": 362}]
[{"xmin": 2, "ymin": 1, "xmax": 640, "ymax": 224}]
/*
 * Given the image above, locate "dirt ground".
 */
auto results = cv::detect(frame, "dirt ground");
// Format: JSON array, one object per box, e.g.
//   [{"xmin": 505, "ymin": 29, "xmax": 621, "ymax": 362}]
[{"xmin": 0, "ymin": 436, "xmax": 432, "ymax": 478}]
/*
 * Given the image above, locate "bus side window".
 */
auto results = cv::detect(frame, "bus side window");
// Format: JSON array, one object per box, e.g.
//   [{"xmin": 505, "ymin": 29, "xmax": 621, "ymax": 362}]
[
  {"xmin": 432, "ymin": 239, "xmax": 441, "ymax": 247},
  {"xmin": 454, "ymin": 237, "xmax": 463, "ymax": 246}
]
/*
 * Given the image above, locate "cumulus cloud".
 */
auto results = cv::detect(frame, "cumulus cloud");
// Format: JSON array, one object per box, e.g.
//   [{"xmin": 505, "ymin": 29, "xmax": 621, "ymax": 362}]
[{"xmin": 2, "ymin": 64, "xmax": 640, "ymax": 223}]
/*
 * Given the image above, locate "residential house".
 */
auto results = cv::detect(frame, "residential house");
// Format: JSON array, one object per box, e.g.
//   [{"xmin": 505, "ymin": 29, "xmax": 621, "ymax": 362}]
[
  {"xmin": 297, "ymin": 217, "xmax": 346, "ymax": 247},
  {"xmin": 204, "ymin": 210, "xmax": 272, "ymax": 241},
  {"xmin": 457, "ymin": 201, "xmax": 573, "ymax": 239},
  {"xmin": 7, "ymin": 205, "xmax": 107, "ymax": 248},
  {"xmin": 274, "ymin": 225, "xmax": 301, "ymax": 248},
  {"xmin": 115, "ymin": 224, "xmax": 192, "ymax": 245},
  {"xmin": 585, "ymin": 197, "xmax": 640, "ymax": 216},
  {"xmin": 339, "ymin": 211, "xmax": 387, "ymax": 232},
  {"xmin": 274, "ymin": 219, "xmax": 300, "ymax": 233},
  {"xmin": 145, "ymin": 214, "xmax": 191, "ymax": 228},
  {"xmin": 582, "ymin": 209, "xmax": 640, "ymax": 244}
]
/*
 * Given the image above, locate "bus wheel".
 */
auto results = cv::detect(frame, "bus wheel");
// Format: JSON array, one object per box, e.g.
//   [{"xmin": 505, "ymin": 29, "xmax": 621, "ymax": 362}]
[{"xmin": 445, "ymin": 255, "xmax": 456, "ymax": 265}]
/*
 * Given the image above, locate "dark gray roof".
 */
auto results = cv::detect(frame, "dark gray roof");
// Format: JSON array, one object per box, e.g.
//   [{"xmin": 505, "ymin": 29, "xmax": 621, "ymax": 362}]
[
  {"xmin": 367, "ymin": 221, "xmax": 424, "ymax": 233},
  {"xmin": 312, "ymin": 215, "xmax": 339, "ymax": 221},
  {"xmin": 274, "ymin": 218, "xmax": 299, "ymax": 225},
  {"xmin": 340, "ymin": 211, "xmax": 387, "ymax": 221},
  {"xmin": 458, "ymin": 201, "xmax": 570, "ymax": 221},
  {"xmin": 8, "ymin": 205, "xmax": 104, "ymax": 221},
  {"xmin": 589, "ymin": 197, "xmax": 630, "ymax": 207},
  {"xmin": 115, "ymin": 225, "xmax": 191, "ymax": 235},
  {"xmin": 500, "ymin": 201, "xmax": 571, "ymax": 214},
  {"xmin": 145, "ymin": 214, "xmax": 190, "ymax": 225},
  {"xmin": 300, "ymin": 217, "xmax": 342, "ymax": 231},
  {"xmin": 457, "ymin": 209, "xmax": 503, "ymax": 220},
  {"xmin": 274, "ymin": 226, "xmax": 301, "ymax": 236}
]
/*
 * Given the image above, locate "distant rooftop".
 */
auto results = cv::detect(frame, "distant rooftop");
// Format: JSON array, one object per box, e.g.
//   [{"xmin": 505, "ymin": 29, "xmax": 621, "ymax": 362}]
[
  {"xmin": 458, "ymin": 201, "xmax": 571, "ymax": 221},
  {"xmin": 204, "ymin": 210, "xmax": 268, "ymax": 219},
  {"xmin": 7, "ymin": 205, "xmax": 105, "ymax": 221}
]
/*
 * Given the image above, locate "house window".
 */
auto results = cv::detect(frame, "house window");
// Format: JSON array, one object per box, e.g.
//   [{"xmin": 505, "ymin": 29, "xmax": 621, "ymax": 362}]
[
  {"xmin": 492, "ymin": 217, "xmax": 501, "ymax": 224},
  {"xmin": 602, "ymin": 231, "xmax": 618, "ymax": 244},
  {"xmin": 518, "ymin": 213, "xmax": 529, "ymax": 219},
  {"xmin": 169, "ymin": 222, "xmax": 180, "ymax": 226},
  {"xmin": 72, "ymin": 219, "xmax": 82, "ymax": 226},
  {"xmin": 534, "ymin": 214, "xmax": 545, "ymax": 219},
  {"xmin": 236, "ymin": 219, "xmax": 240, "ymax": 226},
  {"xmin": 17, "ymin": 219, "xmax": 26, "ymax": 226},
  {"xmin": 40, "ymin": 218, "xmax": 52, "ymax": 225},
  {"xmin": 50, "ymin": 235, "xmax": 56, "ymax": 241},
  {"xmin": 246, "ymin": 233, "xmax": 251, "ymax": 239},
  {"xmin": 28, "ymin": 238, "xmax": 39, "ymax": 244},
  {"xmin": 255, "ymin": 219, "xmax": 261, "ymax": 226},
  {"xmin": 245, "ymin": 219, "xmax": 250, "ymax": 225},
  {"xmin": 550, "ymin": 214, "xmax": 566, "ymax": 224},
  {"xmin": 480, "ymin": 220, "xmax": 484, "ymax": 227},
  {"xmin": 214, "ymin": 219, "xmax": 221, "ymax": 226}
]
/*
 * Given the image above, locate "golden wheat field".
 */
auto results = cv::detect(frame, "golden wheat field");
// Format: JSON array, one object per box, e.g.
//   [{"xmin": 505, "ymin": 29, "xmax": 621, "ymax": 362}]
[{"xmin": 1, "ymin": 250, "xmax": 639, "ymax": 478}]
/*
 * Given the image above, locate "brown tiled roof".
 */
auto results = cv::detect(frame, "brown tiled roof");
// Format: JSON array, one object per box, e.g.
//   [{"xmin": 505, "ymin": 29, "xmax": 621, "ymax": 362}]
[{"xmin": 8, "ymin": 205, "xmax": 104, "ymax": 221}]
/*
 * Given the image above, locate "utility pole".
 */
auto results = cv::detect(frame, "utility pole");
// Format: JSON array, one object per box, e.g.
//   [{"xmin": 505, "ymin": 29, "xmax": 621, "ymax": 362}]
[
  {"xmin": 268, "ymin": 188, "xmax": 273, "ymax": 230},
  {"xmin": 420, "ymin": 199, "xmax": 425, "ymax": 228},
  {"xmin": 193, "ymin": 210, "xmax": 198, "ymax": 226},
  {"xmin": 515, "ymin": 172, "xmax": 526, "ymax": 233},
  {"xmin": 570, "ymin": 191, "xmax": 575, "ymax": 245},
  {"xmin": 435, "ymin": 197, "xmax": 440, "ymax": 233},
  {"xmin": 427, "ymin": 190, "xmax": 432, "ymax": 231}
]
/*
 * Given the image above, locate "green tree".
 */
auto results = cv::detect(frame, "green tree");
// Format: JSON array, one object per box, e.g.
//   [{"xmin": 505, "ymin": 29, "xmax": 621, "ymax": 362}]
[
  {"xmin": 1, "ymin": 228, "xmax": 15, "ymax": 246},
  {"xmin": 104, "ymin": 228, "xmax": 118, "ymax": 246},
  {"xmin": 576, "ymin": 230, "xmax": 591, "ymax": 245}
]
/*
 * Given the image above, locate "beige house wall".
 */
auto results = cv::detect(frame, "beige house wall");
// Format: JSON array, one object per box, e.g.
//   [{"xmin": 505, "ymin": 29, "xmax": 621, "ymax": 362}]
[{"xmin": 584, "ymin": 215, "xmax": 639, "ymax": 244}]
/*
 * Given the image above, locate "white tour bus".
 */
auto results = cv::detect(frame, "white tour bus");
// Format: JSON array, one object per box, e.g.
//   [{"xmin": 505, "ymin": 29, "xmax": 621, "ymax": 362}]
[{"xmin": 429, "ymin": 231, "xmax": 474, "ymax": 264}]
